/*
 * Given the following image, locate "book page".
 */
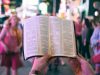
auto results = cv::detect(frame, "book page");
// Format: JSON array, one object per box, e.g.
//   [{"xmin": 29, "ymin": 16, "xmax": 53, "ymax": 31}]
[
  {"xmin": 39, "ymin": 16, "xmax": 49, "ymax": 55},
  {"xmin": 23, "ymin": 16, "xmax": 49, "ymax": 60},
  {"xmin": 49, "ymin": 17, "xmax": 76, "ymax": 57},
  {"xmin": 49, "ymin": 16, "xmax": 62, "ymax": 56},
  {"xmin": 61, "ymin": 20, "xmax": 76, "ymax": 57},
  {"xmin": 23, "ymin": 16, "xmax": 76, "ymax": 59}
]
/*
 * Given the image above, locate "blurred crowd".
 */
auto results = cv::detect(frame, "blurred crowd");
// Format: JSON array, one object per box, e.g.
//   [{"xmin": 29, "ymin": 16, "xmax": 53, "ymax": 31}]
[{"xmin": 0, "ymin": 0, "xmax": 100, "ymax": 75}]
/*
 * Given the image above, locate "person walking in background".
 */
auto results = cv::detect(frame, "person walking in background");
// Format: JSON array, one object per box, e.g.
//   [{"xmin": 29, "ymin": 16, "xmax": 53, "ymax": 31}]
[
  {"xmin": 81, "ymin": 18, "xmax": 94, "ymax": 60},
  {"xmin": 74, "ymin": 16, "xmax": 83, "ymax": 55},
  {"xmin": 0, "ymin": 15, "xmax": 23, "ymax": 75},
  {"xmin": 85, "ymin": 18, "xmax": 94, "ymax": 59},
  {"xmin": 81, "ymin": 19, "xmax": 88, "ymax": 59},
  {"xmin": 90, "ymin": 16, "xmax": 100, "ymax": 75}
]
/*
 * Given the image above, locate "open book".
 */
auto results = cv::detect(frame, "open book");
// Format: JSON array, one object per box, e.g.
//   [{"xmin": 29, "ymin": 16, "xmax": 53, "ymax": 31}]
[{"xmin": 23, "ymin": 16, "xmax": 77, "ymax": 60}]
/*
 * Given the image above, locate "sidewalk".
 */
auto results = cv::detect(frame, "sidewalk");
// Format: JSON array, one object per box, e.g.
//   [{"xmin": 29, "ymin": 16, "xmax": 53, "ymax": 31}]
[{"xmin": 0, "ymin": 58, "xmax": 32, "ymax": 75}]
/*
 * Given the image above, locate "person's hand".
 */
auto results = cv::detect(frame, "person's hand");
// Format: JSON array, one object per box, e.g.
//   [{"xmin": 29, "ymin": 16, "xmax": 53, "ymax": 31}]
[
  {"xmin": 0, "ymin": 41, "xmax": 8, "ymax": 53},
  {"xmin": 76, "ymin": 55, "xmax": 95, "ymax": 75},
  {"xmin": 3, "ymin": 44, "xmax": 8, "ymax": 52},
  {"xmin": 29, "ymin": 54, "xmax": 51, "ymax": 75},
  {"xmin": 32, "ymin": 54, "xmax": 51, "ymax": 71}
]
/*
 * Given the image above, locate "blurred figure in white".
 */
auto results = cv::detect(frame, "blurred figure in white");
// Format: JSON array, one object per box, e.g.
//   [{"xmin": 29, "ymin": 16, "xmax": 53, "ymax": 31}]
[{"xmin": 39, "ymin": 1, "xmax": 48, "ymax": 15}]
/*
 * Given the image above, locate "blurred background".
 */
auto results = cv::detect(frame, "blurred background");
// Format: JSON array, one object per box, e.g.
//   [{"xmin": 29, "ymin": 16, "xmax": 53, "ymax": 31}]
[
  {"xmin": 0, "ymin": 0, "xmax": 100, "ymax": 75},
  {"xmin": 0, "ymin": 0, "xmax": 99, "ymax": 20}
]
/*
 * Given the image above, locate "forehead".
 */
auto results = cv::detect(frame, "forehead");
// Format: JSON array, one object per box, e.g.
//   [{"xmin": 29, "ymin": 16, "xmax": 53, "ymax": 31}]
[
  {"xmin": 77, "ymin": 17, "xmax": 81, "ymax": 19},
  {"xmin": 11, "ymin": 16, "xmax": 17, "ymax": 19},
  {"xmin": 10, "ymin": 16, "xmax": 18, "ymax": 21}
]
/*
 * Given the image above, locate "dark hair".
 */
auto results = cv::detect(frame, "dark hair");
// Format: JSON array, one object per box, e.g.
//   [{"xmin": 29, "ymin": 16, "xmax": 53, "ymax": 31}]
[
  {"xmin": 84, "ymin": 18, "xmax": 92, "ymax": 28},
  {"xmin": 94, "ymin": 16, "xmax": 100, "ymax": 22}
]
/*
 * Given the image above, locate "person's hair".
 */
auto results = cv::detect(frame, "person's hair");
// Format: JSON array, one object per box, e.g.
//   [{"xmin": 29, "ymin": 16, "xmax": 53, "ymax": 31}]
[
  {"xmin": 94, "ymin": 16, "xmax": 100, "ymax": 25},
  {"xmin": 4, "ymin": 15, "xmax": 21, "ymax": 45},
  {"xmin": 91, "ymin": 19, "xmax": 97, "ymax": 27},
  {"xmin": 5, "ymin": 15, "xmax": 20, "ymax": 27},
  {"xmin": 3, "ymin": 19, "xmax": 11, "ymax": 28}
]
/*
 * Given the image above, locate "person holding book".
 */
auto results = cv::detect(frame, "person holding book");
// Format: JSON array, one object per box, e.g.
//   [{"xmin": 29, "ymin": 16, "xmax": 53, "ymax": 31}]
[
  {"xmin": 0, "ymin": 15, "xmax": 23, "ymax": 75},
  {"xmin": 68, "ymin": 55, "xmax": 95, "ymax": 75},
  {"xmin": 29, "ymin": 54, "xmax": 75, "ymax": 75},
  {"xmin": 29, "ymin": 54, "xmax": 51, "ymax": 75},
  {"xmin": 29, "ymin": 54, "xmax": 95, "ymax": 75}
]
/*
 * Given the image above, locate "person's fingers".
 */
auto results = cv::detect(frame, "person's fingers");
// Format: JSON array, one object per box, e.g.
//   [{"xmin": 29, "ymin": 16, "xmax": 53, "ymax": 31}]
[
  {"xmin": 31, "ymin": 54, "xmax": 51, "ymax": 72},
  {"xmin": 76, "ymin": 55, "xmax": 80, "ymax": 59},
  {"xmin": 42, "ymin": 53, "xmax": 52, "ymax": 61}
]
